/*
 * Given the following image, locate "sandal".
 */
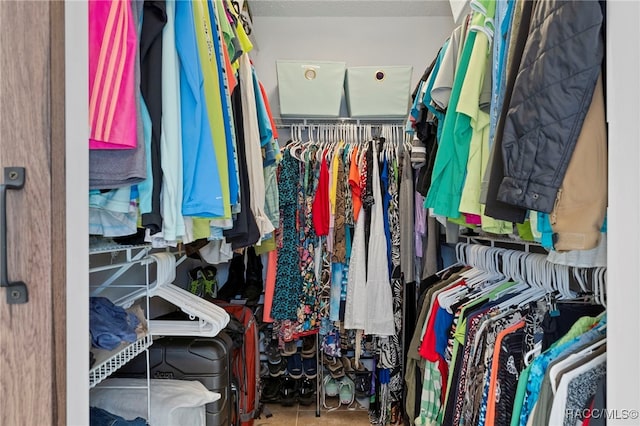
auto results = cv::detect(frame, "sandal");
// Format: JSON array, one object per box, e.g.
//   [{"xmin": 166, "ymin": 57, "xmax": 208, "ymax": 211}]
[
  {"xmin": 338, "ymin": 376, "xmax": 355, "ymax": 408},
  {"xmin": 323, "ymin": 355, "xmax": 344, "ymax": 378},
  {"xmin": 322, "ymin": 375, "xmax": 340, "ymax": 411}
]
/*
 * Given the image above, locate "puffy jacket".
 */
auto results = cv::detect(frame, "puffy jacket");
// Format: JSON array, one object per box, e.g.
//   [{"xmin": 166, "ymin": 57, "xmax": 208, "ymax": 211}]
[{"xmin": 496, "ymin": 0, "xmax": 604, "ymax": 213}]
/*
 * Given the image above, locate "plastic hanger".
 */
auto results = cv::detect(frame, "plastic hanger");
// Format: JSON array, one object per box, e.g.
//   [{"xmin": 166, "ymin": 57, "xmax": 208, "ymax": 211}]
[{"xmin": 145, "ymin": 253, "xmax": 230, "ymax": 337}]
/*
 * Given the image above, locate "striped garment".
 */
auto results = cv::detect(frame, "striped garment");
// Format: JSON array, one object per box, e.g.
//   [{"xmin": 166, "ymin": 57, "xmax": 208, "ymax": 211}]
[{"xmin": 89, "ymin": 0, "xmax": 138, "ymax": 150}]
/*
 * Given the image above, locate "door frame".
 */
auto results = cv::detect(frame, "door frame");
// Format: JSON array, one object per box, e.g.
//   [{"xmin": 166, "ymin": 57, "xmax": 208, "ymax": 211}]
[{"xmin": 65, "ymin": 1, "xmax": 89, "ymax": 425}]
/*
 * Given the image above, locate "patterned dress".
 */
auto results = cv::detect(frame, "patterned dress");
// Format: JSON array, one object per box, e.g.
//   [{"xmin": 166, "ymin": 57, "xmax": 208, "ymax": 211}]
[
  {"xmin": 271, "ymin": 149, "xmax": 303, "ymax": 321},
  {"xmin": 294, "ymin": 148, "xmax": 320, "ymax": 336}
]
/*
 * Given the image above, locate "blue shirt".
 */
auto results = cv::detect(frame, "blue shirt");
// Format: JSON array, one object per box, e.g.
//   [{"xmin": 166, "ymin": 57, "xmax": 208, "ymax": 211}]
[
  {"xmin": 175, "ymin": 0, "xmax": 224, "ymax": 217},
  {"xmin": 208, "ymin": 0, "xmax": 239, "ymax": 207},
  {"xmin": 489, "ymin": 0, "xmax": 515, "ymax": 148},
  {"xmin": 136, "ymin": 95, "xmax": 153, "ymax": 215}
]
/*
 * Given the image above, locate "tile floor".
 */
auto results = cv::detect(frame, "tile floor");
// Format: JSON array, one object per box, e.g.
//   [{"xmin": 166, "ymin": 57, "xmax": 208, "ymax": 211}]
[{"xmin": 255, "ymin": 400, "xmax": 373, "ymax": 426}]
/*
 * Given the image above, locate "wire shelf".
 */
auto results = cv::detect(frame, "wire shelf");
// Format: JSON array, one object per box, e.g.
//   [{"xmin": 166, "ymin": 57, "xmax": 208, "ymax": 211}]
[
  {"xmin": 89, "ymin": 334, "xmax": 153, "ymax": 388},
  {"xmin": 89, "ymin": 239, "xmax": 152, "ymax": 254}
]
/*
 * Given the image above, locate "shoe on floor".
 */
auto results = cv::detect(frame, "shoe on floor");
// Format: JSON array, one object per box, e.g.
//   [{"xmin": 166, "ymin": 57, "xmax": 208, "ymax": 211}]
[
  {"xmin": 280, "ymin": 376, "xmax": 299, "ymax": 407},
  {"xmin": 261, "ymin": 377, "xmax": 281, "ymax": 403},
  {"xmin": 298, "ymin": 377, "xmax": 316, "ymax": 406},
  {"xmin": 338, "ymin": 376, "xmax": 355, "ymax": 407}
]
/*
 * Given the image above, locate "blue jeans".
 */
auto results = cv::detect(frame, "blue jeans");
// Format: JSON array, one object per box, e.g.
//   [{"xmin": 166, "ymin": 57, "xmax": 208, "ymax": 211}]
[{"xmin": 90, "ymin": 407, "xmax": 148, "ymax": 426}]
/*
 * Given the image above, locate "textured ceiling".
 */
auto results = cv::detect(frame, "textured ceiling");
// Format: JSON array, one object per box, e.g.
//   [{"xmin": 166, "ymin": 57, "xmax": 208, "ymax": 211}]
[{"xmin": 247, "ymin": 0, "xmax": 454, "ymax": 18}]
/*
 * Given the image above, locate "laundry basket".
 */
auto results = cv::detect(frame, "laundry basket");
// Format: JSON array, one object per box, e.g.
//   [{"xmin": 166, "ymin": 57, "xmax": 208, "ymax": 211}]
[
  {"xmin": 345, "ymin": 65, "xmax": 413, "ymax": 118},
  {"xmin": 276, "ymin": 60, "xmax": 346, "ymax": 117}
]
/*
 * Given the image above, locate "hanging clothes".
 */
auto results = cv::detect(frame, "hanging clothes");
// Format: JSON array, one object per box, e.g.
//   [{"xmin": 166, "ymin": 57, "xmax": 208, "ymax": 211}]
[{"xmin": 89, "ymin": 0, "xmax": 138, "ymax": 150}]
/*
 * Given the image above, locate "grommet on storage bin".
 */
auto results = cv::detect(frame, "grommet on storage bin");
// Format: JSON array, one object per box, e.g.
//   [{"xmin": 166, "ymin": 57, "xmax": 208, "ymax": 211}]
[
  {"xmin": 304, "ymin": 68, "xmax": 317, "ymax": 80},
  {"xmin": 375, "ymin": 70, "xmax": 385, "ymax": 82}
]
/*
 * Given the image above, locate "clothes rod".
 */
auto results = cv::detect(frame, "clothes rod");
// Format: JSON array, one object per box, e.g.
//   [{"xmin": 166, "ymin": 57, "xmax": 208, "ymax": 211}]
[{"xmin": 274, "ymin": 117, "xmax": 406, "ymax": 127}]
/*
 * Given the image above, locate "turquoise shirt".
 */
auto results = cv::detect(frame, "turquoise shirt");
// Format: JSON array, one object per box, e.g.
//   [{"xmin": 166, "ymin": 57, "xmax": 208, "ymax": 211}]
[
  {"xmin": 137, "ymin": 95, "xmax": 153, "ymax": 216},
  {"xmin": 425, "ymin": 29, "xmax": 477, "ymax": 219},
  {"xmin": 160, "ymin": 0, "xmax": 185, "ymax": 241}
]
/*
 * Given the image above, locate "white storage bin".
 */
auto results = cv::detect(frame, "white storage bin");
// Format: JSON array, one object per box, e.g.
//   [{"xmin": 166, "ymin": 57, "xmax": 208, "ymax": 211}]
[
  {"xmin": 276, "ymin": 60, "xmax": 346, "ymax": 117},
  {"xmin": 345, "ymin": 65, "xmax": 413, "ymax": 118}
]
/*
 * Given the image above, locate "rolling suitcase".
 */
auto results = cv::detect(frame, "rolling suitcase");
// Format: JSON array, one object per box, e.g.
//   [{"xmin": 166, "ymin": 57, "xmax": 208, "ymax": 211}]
[{"xmin": 116, "ymin": 332, "xmax": 235, "ymax": 426}]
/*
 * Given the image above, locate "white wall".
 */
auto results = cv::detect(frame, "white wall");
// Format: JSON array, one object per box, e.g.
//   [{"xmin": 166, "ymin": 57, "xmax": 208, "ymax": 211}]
[
  {"xmin": 606, "ymin": 1, "xmax": 640, "ymax": 422},
  {"xmin": 250, "ymin": 16, "xmax": 456, "ymax": 118}
]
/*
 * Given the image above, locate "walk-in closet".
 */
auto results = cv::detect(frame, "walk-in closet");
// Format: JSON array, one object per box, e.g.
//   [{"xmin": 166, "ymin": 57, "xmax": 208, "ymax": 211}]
[{"xmin": 0, "ymin": 1, "xmax": 639, "ymax": 426}]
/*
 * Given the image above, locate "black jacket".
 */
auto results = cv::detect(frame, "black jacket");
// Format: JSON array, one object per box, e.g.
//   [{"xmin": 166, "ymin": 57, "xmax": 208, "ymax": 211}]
[{"xmin": 496, "ymin": 0, "xmax": 604, "ymax": 214}]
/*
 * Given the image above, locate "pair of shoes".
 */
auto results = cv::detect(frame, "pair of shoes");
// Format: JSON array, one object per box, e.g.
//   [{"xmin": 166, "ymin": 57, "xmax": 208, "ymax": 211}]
[
  {"xmin": 280, "ymin": 377, "xmax": 299, "ymax": 407},
  {"xmin": 322, "ymin": 375, "xmax": 354, "ymax": 410},
  {"xmin": 298, "ymin": 378, "xmax": 316, "ymax": 406},
  {"xmin": 323, "ymin": 355, "xmax": 344, "ymax": 378},
  {"xmin": 301, "ymin": 335, "xmax": 317, "ymax": 358},
  {"xmin": 302, "ymin": 357, "xmax": 317, "ymax": 379},
  {"xmin": 286, "ymin": 353, "xmax": 303, "ymax": 379},
  {"xmin": 188, "ymin": 265, "xmax": 218, "ymax": 298}
]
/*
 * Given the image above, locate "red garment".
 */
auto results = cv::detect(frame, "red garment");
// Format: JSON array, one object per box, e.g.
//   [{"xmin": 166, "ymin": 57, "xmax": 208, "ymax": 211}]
[
  {"xmin": 312, "ymin": 156, "xmax": 330, "ymax": 236},
  {"xmin": 418, "ymin": 280, "xmax": 466, "ymax": 393},
  {"xmin": 349, "ymin": 147, "xmax": 362, "ymax": 221},
  {"xmin": 582, "ymin": 399, "xmax": 595, "ymax": 426},
  {"xmin": 262, "ymin": 249, "xmax": 277, "ymax": 323}
]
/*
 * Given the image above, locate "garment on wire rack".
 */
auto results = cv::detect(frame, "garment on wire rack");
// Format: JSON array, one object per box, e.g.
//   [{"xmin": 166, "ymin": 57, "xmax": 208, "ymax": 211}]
[{"xmin": 406, "ymin": 243, "xmax": 607, "ymax": 426}]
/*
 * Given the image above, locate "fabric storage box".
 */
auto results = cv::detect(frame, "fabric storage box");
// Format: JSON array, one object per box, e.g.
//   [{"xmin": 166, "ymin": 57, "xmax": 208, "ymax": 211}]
[
  {"xmin": 276, "ymin": 60, "xmax": 346, "ymax": 117},
  {"xmin": 345, "ymin": 65, "xmax": 413, "ymax": 118}
]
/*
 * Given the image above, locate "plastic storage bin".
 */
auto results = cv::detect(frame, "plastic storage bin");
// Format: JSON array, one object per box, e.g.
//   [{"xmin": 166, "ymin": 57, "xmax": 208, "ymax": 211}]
[
  {"xmin": 345, "ymin": 65, "xmax": 413, "ymax": 118},
  {"xmin": 276, "ymin": 60, "xmax": 346, "ymax": 117}
]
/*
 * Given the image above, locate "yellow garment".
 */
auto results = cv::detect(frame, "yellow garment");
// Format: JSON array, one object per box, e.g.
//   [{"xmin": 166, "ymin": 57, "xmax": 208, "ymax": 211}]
[
  {"xmin": 193, "ymin": 0, "xmax": 231, "ymax": 218},
  {"xmin": 254, "ymin": 234, "xmax": 276, "ymax": 255},
  {"xmin": 225, "ymin": 0, "xmax": 252, "ymax": 70},
  {"xmin": 329, "ymin": 147, "xmax": 341, "ymax": 215},
  {"xmin": 456, "ymin": 4, "xmax": 512, "ymax": 235},
  {"xmin": 192, "ymin": 218, "xmax": 212, "ymax": 240}
]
